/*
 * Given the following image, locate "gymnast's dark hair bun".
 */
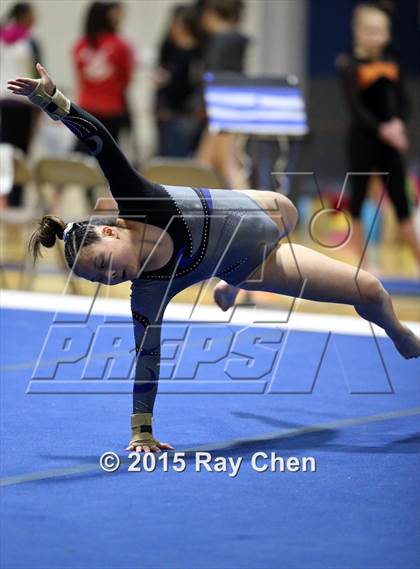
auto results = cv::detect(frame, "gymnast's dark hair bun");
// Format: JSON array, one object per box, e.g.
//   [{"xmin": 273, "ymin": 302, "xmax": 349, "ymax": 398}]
[{"xmin": 29, "ymin": 215, "xmax": 66, "ymax": 262}]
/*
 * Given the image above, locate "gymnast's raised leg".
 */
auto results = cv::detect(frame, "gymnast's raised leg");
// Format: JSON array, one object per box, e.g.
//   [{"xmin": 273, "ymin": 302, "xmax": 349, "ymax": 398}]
[{"xmin": 215, "ymin": 242, "xmax": 419, "ymax": 359}]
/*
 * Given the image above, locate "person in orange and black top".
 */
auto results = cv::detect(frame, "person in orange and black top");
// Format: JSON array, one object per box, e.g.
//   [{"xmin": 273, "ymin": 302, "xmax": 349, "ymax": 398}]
[{"xmin": 336, "ymin": 2, "xmax": 419, "ymax": 267}]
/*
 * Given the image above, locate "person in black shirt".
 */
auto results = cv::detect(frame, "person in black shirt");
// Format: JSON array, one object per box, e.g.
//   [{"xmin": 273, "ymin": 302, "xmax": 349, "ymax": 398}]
[
  {"xmin": 196, "ymin": 0, "xmax": 249, "ymax": 189},
  {"xmin": 201, "ymin": 0, "xmax": 247, "ymax": 73},
  {"xmin": 336, "ymin": 3, "xmax": 419, "ymax": 267},
  {"xmin": 154, "ymin": 4, "xmax": 204, "ymax": 157}
]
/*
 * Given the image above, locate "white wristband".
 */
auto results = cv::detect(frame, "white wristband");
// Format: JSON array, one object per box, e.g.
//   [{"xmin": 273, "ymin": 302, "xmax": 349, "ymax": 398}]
[{"xmin": 28, "ymin": 80, "xmax": 71, "ymax": 121}]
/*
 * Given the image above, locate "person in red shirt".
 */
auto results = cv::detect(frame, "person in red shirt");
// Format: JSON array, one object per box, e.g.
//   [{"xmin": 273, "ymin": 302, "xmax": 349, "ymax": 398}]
[{"xmin": 72, "ymin": 1, "xmax": 135, "ymax": 207}]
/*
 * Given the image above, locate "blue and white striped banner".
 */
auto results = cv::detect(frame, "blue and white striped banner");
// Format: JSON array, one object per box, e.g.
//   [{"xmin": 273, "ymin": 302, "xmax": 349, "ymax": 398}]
[{"xmin": 204, "ymin": 74, "xmax": 308, "ymax": 136}]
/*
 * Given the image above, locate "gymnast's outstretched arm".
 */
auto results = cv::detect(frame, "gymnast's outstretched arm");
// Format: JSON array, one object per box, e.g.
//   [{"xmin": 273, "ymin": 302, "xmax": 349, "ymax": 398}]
[
  {"xmin": 7, "ymin": 62, "xmax": 158, "ymax": 209},
  {"xmin": 127, "ymin": 279, "xmax": 176, "ymax": 453}
]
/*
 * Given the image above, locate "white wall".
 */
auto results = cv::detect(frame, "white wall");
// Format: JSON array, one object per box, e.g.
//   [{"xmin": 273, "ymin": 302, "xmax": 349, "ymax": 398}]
[{"xmin": 258, "ymin": 0, "xmax": 306, "ymax": 81}]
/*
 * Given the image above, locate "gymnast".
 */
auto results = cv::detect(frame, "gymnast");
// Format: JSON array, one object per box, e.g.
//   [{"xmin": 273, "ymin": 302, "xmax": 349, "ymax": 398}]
[{"xmin": 7, "ymin": 64, "xmax": 419, "ymax": 453}]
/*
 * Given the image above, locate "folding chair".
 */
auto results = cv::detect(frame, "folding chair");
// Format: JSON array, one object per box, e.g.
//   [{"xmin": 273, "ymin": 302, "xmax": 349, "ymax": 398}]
[
  {"xmin": 34, "ymin": 154, "xmax": 108, "ymax": 293},
  {"xmin": 142, "ymin": 158, "xmax": 224, "ymax": 189},
  {"xmin": 0, "ymin": 145, "xmax": 37, "ymax": 289}
]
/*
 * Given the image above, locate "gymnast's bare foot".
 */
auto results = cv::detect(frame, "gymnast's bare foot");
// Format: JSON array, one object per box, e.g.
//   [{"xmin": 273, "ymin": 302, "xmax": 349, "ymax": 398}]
[
  {"xmin": 213, "ymin": 280, "xmax": 240, "ymax": 311},
  {"xmin": 390, "ymin": 326, "xmax": 420, "ymax": 359}
]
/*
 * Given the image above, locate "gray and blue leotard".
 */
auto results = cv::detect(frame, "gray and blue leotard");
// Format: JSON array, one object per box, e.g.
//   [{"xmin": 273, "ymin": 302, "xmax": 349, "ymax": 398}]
[{"xmin": 61, "ymin": 104, "xmax": 282, "ymax": 414}]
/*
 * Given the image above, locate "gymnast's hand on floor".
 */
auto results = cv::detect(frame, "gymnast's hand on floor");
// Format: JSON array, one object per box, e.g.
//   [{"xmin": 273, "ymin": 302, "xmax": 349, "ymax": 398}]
[
  {"xmin": 127, "ymin": 413, "xmax": 174, "ymax": 453},
  {"xmin": 125, "ymin": 440, "xmax": 175, "ymax": 453},
  {"xmin": 7, "ymin": 62, "xmax": 55, "ymax": 97}
]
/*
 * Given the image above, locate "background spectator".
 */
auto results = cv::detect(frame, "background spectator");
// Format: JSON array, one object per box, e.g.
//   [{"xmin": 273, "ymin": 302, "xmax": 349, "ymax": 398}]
[
  {"xmin": 154, "ymin": 3, "xmax": 204, "ymax": 158},
  {"xmin": 0, "ymin": 2, "xmax": 42, "ymax": 207},
  {"xmin": 196, "ymin": 0, "xmax": 249, "ymax": 189},
  {"xmin": 336, "ymin": 2, "xmax": 419, "ymax": 267},
  {"xmin": 72, "ymin": 2, "xmax": 134, "ymax": 162}
]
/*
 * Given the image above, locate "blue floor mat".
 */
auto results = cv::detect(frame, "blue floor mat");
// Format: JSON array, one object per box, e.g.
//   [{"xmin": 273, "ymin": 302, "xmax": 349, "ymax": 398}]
[
  {"xmin": 381, "ymin": 277, "xmax": 420, "ymax": 297},
  {"xmin": 1, "ymin": 307, "xmax": 419, "ymax": 569}
]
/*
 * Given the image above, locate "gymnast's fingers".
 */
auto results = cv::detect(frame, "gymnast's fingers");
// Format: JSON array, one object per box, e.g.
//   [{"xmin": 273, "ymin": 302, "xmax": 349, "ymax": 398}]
[
  {"xmin": 14, "ymin": 77, "xmax": 36, "ymax": 85},
  {"xmin": 37, "ymin": 63, "xmax": 52, "ymax": 84},
  {"xmin": 7, "ymin": 86, "xmax": 26, "ymax": 95},
  {"xmin": 158, "ymin": 442, "xmax": 175, "ymax": 450},
  {"xmin": 7, "ymin": 81, "xmax": 29, "ymax": 90},
  {"xmin": 7, "ymin": 79, "xmax": 27, "ymax": 86},
  {"xmin": 7, "ymin": 80, "xmax": 36, "ymax": 95}
]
